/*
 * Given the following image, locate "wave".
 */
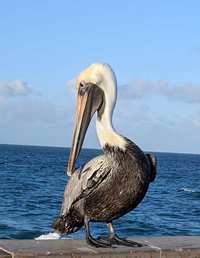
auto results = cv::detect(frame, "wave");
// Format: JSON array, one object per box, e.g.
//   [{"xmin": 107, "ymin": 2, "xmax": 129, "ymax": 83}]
[
  {"xmin": 180, "ymin": 187, "xmax": 200, "ymax": 193},
  {"xmin": 35, "ymin": 232, "xmax": 61, "ymax": 240}
]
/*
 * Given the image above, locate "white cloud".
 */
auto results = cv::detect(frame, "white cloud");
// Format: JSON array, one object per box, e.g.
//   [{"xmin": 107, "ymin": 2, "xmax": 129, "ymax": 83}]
[
  {"xmin": 0, "ymin": 80, "xmax": 34, "ymax": 98},
  {"xmin": 119, "ymin": 80, "xmax": 200, "ymax": 104}
]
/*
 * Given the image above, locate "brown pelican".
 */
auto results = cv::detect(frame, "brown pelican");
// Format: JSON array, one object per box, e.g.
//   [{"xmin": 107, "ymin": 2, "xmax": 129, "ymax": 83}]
[{"xmin": 53, "ymin": 63, "xmax": 156, "ymax": 247}]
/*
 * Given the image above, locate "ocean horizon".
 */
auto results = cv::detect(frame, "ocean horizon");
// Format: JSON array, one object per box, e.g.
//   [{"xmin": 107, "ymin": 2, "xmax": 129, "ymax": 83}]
[{"xmin": 1, "ymin": 143, "xmax": 200, "ymax": 156}]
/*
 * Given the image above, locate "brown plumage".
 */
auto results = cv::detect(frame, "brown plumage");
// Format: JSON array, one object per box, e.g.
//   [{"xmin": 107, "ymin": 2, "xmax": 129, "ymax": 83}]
[{"xmin": 53, "ymin": 139, "xmax": 157, "ymax": 247}]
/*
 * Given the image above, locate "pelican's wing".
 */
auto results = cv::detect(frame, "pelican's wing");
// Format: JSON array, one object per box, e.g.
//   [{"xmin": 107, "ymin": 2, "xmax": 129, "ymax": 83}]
[
  {"xmin": 61, "ymin": 154, "xmax": 112, "ymax": 215},
  {"xmin": 80, "ymin": 155, "xmax": 112, "ymax": 195}
]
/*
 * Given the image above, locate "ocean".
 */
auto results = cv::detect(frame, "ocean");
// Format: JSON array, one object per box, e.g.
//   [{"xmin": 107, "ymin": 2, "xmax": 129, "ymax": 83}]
[{"xmin": 0, "ymin": 144, "xmax": 199, "ymax": 240}]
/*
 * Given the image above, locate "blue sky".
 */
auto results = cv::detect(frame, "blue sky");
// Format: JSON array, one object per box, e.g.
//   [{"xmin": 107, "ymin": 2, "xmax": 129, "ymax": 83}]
[{"xmin": 0, "ymin": 1, "xmax": 200, "ymax": 153}]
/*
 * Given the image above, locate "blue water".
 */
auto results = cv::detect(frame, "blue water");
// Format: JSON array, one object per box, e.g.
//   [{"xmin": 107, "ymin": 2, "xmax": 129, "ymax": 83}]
[{"xmin": 0, "ymin": 144, "xmax": 199, "ymax": 240}]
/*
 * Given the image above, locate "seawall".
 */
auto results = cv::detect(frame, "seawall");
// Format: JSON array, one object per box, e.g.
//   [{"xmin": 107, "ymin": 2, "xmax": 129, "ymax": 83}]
[{"xmin": 0, "ymin": 236, "xmax": 200, "ymax": 258}]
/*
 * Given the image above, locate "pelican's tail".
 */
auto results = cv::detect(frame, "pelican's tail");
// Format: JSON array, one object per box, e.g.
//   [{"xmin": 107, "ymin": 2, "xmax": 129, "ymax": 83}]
[
  {"xmin": 52, "ymin": 209, "xmax": 84, "ymax": 235},
  {"xmin": 146, "ymin": 153, "xmax": 157, "ymax": 182}
]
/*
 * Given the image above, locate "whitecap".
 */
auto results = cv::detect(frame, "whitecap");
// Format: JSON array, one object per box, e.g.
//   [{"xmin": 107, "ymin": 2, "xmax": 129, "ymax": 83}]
[
  {"xmin": 35, "ymin": 232, "xmax": 61, "ymax": 240},
  {"xmin": 181, "ymin": 187, "xmax": 197, "ymax": 193}
]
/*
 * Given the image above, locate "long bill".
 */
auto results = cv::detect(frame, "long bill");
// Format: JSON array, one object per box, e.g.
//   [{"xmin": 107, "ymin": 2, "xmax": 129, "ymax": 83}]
[{"xmin": 67, "ymin": 88, "xmax": 94, "ymax": 176}]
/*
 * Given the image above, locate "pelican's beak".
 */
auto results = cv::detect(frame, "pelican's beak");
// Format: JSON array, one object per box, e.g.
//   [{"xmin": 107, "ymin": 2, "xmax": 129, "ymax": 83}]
[{"xmin": 67, "ymin": 84, "xmax": 102, "ymax": 176}]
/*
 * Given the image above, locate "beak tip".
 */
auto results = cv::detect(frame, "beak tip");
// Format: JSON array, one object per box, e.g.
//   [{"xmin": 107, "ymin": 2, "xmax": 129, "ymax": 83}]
[
  {"xmin": 67, "ymin": 170, "xmax": 72, "ymax": 177},
  {"xmin": 67, "ymin": 163, "xmax": 73, "ymax": 177}
]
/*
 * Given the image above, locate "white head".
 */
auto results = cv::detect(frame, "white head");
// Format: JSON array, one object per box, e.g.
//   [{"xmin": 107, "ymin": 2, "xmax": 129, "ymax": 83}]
[
  {"xmin": 77, "ymin": 63, "xmax": 117, "ymax": 119},
  {"xmin": 67, "ymin": 63, "xmax": 126, "ymax": 176}
]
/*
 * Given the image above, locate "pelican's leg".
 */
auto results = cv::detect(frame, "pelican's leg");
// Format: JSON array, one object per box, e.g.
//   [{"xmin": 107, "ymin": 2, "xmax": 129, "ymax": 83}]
[
  {"xmin": 107, "ymin": 222, "xmax": 143, "ymax": 247},
  {"xmin": 98, "ymin": 222, "xmax": 143, "ymax": 247},
  {"xmin": 84, "ymin": 216, "xmax": 111, "ymax": 248}
]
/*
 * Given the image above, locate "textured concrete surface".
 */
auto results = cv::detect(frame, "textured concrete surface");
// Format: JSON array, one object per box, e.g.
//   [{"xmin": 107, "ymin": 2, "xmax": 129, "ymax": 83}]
[
  {"xmin": 0, "ymin": 249, "xmax": 11, "ymax": 258},
  {"xmin": 0, "ymin": 236, "xmax": 200, "ymax": 258}
]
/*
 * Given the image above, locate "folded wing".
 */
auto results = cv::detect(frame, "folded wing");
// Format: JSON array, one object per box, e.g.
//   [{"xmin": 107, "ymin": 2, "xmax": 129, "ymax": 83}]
[{"xmin": 61, "ymin": 154, "xmax": 112, "ymax": 216}]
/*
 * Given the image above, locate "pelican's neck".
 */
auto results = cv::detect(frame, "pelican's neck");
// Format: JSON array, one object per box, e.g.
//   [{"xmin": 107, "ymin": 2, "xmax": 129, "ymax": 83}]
[
  {"xmin": 96, "ymin": 69, "xmax": 127, "ymax": 151},
  {"xmin": 96, "ymin": 117, "xmax": 126, "ymax": 152}
]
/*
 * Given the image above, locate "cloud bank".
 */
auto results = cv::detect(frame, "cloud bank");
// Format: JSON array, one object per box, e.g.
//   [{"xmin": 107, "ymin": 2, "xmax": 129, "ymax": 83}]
[
  {"xmin": 119, "ymin": 80, "xmax": 200, "ymax": 104},
  {"xmin": 1, "ymin": 77, "xmax": 200, "ymax": 153}
]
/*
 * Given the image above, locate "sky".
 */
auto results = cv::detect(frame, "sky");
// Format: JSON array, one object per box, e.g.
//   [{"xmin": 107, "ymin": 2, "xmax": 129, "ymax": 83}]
[{"xmin": 0, "ymin": 0, "xmax": 200, "ymax": 154}]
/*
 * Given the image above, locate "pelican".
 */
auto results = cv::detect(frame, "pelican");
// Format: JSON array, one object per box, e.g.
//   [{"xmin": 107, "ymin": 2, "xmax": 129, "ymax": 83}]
[{"xmin": 53, "ymin": 63, "xmax": 156, "ymax": 247}]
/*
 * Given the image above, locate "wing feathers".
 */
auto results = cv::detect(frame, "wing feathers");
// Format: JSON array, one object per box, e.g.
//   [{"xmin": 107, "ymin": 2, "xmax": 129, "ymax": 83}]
[{"xmin": 61, "ymin": 155, "xmax": 111, "ymax": 215}]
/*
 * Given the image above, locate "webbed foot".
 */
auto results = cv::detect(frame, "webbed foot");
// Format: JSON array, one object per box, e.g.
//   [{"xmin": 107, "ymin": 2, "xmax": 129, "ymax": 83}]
[
  {"xmin": 98, "ymin": 235, "xmax": 144, "ymax": 247},
  {"xmin": 86, "ymin": 235, "xmax": 112, "ymax": 248}
]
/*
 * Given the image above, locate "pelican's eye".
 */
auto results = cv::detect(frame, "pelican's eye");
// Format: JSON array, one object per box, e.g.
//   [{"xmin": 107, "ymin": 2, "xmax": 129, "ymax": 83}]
[
  {"xmin": 80, "ymin": 82, "xmax": 84, "ymax": 88},
  {"xmin": 79, "ymin": 82, "xmax": 89, "ymax": 95}
]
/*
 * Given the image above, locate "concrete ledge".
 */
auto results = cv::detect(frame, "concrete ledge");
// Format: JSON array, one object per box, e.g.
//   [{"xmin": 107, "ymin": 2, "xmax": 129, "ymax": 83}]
[
  {"xmin": 0, "ymin": 236, "xmax": 200, "ymax": 258},
  {"xmin": 0, "ymin": 249, "xmax": 11, "ymax": 258}
]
